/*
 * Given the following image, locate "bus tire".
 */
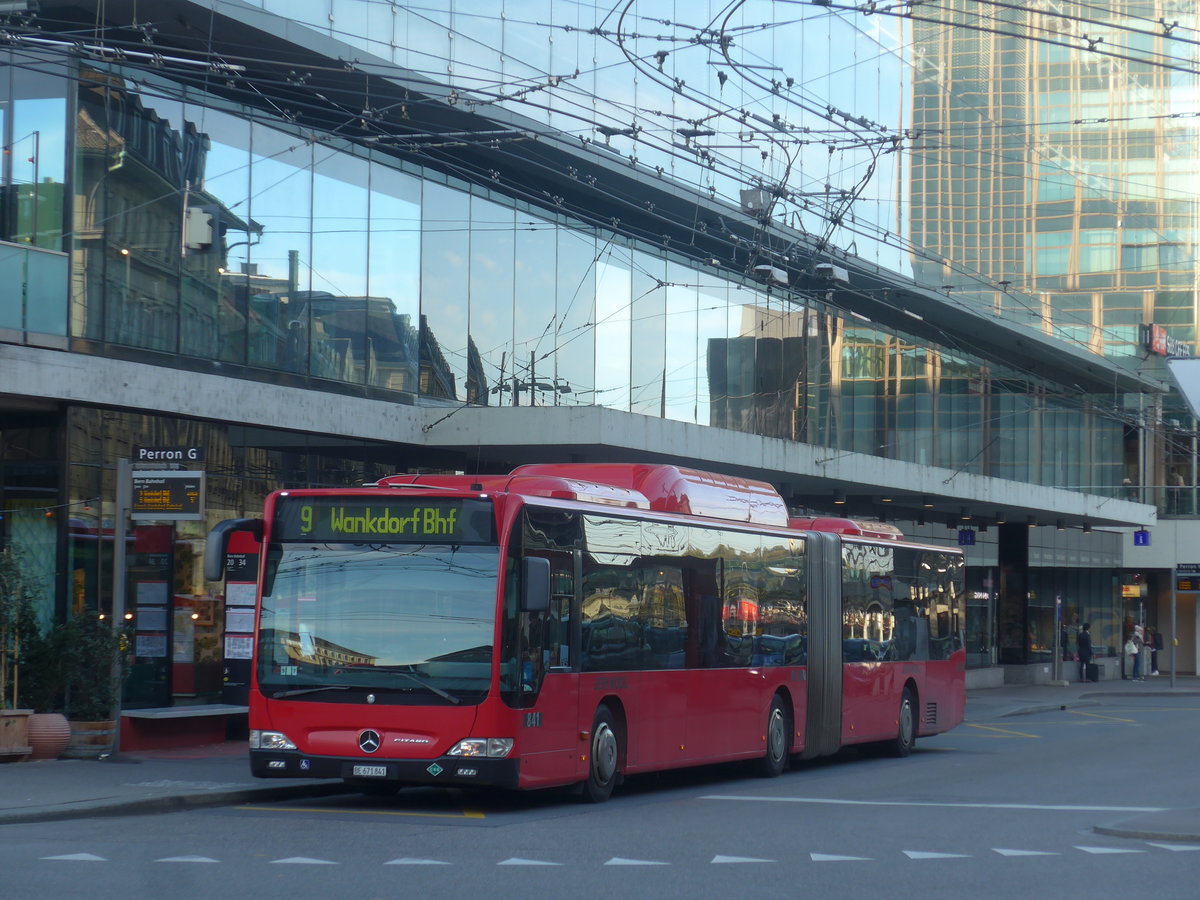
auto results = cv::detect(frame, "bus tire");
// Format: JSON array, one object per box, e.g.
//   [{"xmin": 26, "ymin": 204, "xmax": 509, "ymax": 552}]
[
  {"xmin": 759, "ymin": 694, "xmax": 790, "ymax": 778},
  {"xmin": 887, "ymin": 687, "xmax": 917, "ymax": 758},
  {"xmin": 580, "ymin": 704, "xmax": 620, "ymax": 803}
]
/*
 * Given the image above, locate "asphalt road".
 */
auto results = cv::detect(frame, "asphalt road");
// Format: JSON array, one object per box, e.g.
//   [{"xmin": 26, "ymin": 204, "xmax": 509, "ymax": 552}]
[{"xmin": 3, "ymin": 694, "xmax": 1199, "ymax": 899}]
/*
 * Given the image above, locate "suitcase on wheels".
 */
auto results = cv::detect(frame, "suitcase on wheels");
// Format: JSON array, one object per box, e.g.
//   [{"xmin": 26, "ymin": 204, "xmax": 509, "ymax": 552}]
[{"xmin": 1084, "ymin": 662, "xmax": 1099, "ymax": 682}]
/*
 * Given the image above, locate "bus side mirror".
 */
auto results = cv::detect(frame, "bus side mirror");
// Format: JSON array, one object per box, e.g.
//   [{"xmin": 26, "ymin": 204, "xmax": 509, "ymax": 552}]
[
  {"xmin": 521, "ymin": 556, "xmax": 550, "ymax": 613},
  {"xmin": 204, "ymin": 517, "xmax": 263, "ymax": 582}
]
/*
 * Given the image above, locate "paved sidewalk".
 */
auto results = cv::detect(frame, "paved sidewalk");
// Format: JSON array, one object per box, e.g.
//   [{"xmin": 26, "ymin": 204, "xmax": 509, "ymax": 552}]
[
  {"xmin": 0, "ymin": 741, "xmax": 350, "ymax": 826},
  {"xmin": 2, "ymin": 675, "xmax": 1198, "ymax": 842}
]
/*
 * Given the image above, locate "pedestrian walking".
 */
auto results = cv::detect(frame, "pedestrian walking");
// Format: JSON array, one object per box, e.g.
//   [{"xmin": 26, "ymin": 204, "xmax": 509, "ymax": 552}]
[
  {"xmin": 1151, "ymin": 627, "xmax": 1164, "ymax": 676},
  {"xmin": 1077, "ymin": 622, "xmax": 1094, "ymax": 683}
]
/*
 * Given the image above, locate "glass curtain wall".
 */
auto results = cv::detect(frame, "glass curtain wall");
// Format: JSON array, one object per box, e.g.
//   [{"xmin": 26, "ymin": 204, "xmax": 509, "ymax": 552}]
[{"xmin": 62, "ymin": 61, "xmax": 1132, "ymax": 496}]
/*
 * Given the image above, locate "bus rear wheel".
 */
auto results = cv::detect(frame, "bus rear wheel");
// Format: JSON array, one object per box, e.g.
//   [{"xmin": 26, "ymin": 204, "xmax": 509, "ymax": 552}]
[
  {"xmin": 580, "ymin": 704, "xmax": 620, "ymax": 803},
  {"xmin": 886, "ymin": 687, "xmax": 917, "ymax": 758},
  {"xmin": 759, "ymin": 695, "xmax": 790, "ymax": 777}
]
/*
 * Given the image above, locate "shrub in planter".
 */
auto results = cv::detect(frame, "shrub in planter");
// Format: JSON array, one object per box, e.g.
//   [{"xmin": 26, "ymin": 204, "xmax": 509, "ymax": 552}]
[
  {"xmin": 0, "ymin": 547, "xmax": 39, "ymax": 711},
  {"xmin": 61, "ymin": 615, "xmax": 122, "ymax": 722}
]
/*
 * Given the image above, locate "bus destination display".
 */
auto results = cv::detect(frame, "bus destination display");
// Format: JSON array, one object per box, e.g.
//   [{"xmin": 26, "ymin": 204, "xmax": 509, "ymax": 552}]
[{"xmin": 274, "ymin": 497, "xmax": 495, "ymax": 544}]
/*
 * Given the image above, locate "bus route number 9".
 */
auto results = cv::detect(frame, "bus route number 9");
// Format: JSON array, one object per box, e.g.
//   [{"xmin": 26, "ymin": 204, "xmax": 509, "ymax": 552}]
[{"xmin": 300, "ymin": 505, "xmax": 314, "ymax": 534}]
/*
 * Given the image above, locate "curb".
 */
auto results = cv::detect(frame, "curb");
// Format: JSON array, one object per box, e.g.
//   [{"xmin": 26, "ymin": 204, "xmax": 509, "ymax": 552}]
[
  {"xmin": 996, "ymin": 699, "xmax": 1099, "ymax": 718},
  {"xmin": 0, "ymin": 781, "xmax": 353, "ymax": 826},
  {"xmin": 1094, "ymin": 814, "xmax": 1200, "ymax": 845}
]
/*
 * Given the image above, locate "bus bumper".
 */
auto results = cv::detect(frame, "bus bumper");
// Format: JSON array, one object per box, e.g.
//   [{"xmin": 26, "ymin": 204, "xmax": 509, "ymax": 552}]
[{"xmin": 249, "ymin": 749, "xmax": 521, "ymax": 789}]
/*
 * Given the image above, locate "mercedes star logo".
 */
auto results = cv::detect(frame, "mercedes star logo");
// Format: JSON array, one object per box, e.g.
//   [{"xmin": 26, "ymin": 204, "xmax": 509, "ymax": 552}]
[{"xmin": 358, "ymin": 729, "xmax": 381, "ymax": 753}]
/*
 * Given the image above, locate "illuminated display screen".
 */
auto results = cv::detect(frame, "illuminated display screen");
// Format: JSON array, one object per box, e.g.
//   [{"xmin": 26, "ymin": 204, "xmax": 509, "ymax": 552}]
[
  {"xmin": 131, "ymin": 471, "xmax": 204, "ymax": 520},
  {"xmin": 273, "ymin": 497, "xmax": 495, "ymax": 544}
]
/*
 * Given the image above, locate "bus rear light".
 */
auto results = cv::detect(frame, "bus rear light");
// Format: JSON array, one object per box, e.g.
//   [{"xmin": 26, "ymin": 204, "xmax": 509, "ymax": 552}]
[
  {"xmin": 447, "ymin": 738, "xmax": 514, "ymax": 758},
  {"xmin": 250, "ymin": 730, "xmax": 297, "ymax": 750}
]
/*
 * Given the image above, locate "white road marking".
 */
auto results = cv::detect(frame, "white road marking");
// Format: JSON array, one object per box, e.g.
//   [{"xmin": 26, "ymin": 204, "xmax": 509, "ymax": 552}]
[
  {"xmin": 701, "ymin": 795, "xmax": 1165, "ymax": 813},
  {"xmin": 1147, "ymin": 843, "xmax": 1200, "ymax": 852},
  {"xmin": 497, "ymin": 857, "xmax": 562, "ymax": 866},
  {"xmin": 385, "ymin": 857, "xmax": 451, "ymax": 865},
  {"xmin": 810, "ymin": 853, "xmax": 871, "ymax": 861},
  {"xmin": 40, "ymin": 853, "xmax": 106, "ymax": 862},
  {"xmin": 712, "ymin": 855, "xmax": 773, "ymax": 864},
  {"xmin": 605, "ymin": 857, "xmax": 669, "ymax": 865},
  {"xmin": 270, "ymin": 857, "xmax": 337, "ymax": 864},
  {"xmin": 993, "ymin": 848, "xmax": 1059, "ymax": 857},
  {"xmin": 903, "ymin": 850, "xmax": 970, "ymax": 859},
  {"xmin": 156, "ymin": 856, "xmax": 219, "ymax": 863},
  {"xmin": 1075, "ymin": 846, "xmax": 1145, "ymax": 855}
]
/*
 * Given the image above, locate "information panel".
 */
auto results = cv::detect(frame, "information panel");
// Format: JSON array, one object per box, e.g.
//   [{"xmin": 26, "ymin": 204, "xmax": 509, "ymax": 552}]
[
  {"xmin": 131, "ymin": 470, "xmax": 205, "ymax": 520},
  {"xmin": 274, "ymin": 497, "xmax": 495, "ymax": 544}
]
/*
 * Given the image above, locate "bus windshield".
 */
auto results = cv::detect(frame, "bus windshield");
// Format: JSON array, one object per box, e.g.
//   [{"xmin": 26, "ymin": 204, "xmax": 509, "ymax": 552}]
[{"xmin": 257, "ymin": 543, "xmax": 500, "ymax": 705}]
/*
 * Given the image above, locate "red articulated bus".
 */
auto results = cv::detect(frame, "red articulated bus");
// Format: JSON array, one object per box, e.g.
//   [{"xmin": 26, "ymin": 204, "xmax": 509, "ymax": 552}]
[{"xmin": 204, "ymin": 463, "xmax": 966, "ymax": 802}]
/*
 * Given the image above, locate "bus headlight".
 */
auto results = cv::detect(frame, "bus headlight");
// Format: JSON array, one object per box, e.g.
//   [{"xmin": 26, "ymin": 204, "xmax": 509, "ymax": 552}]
[
  {"xmin": 447, "ymin": 738, "xmax": 514, "ymax": 758},
  {"xmin": 250, "ymin": 730, "xmax": 297, "ymax": 750}
]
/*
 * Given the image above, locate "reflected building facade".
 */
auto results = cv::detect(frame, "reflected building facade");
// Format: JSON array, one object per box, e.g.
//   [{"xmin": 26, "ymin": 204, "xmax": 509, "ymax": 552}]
[
  {"xmin": 907, "ymin": 0, "xmax": 1200, "ymax": 671},
  {"xmin": 0, "ymin": 0, "xmax": 1174, "ymax": 713}
]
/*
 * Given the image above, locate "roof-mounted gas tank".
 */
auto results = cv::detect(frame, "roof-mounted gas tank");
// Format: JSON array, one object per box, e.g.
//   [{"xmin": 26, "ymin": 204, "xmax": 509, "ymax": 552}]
[
  {"xmin": 788, "ymin": 516, "xmax": 905, "ymax": 540},
  {"xmin": 508, "ymin": 463, "xmax": 790, "ymax": 527}
]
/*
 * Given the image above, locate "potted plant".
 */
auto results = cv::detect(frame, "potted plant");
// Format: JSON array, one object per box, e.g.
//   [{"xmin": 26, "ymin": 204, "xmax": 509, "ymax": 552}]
[
  {"xmin": 60, "ymin": 614, "xmax": 123, "ymax": 758},
  {"xmin": 0, "ymin": 548, "xmax": 35, "ymax": 760}
]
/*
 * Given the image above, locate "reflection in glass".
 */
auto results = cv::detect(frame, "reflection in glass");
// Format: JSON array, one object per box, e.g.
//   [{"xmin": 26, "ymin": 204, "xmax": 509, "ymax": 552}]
[
  {"xmin": 367, "ymin": 160, "xmax": 421, "ymax": 393},
  {"xmin": 630, "ymin": 251, "xmax": 666, "ymax": 416},
  {"xmin": 595, "ymin": 244, "xmax": 632, "ymax": 411},
  {"xmin": 664, "ymin": 264, "xmax": 698, "ymax": 423},
  {"xmin": 555, "ymin": 228, "xmax": 596, "ymax": 406},
  {"xmin": 247, "ymin": 125, "xmax": 312, "ymax": 374},
  {"xmin": 469, "ymin": 196, "xmax": 514, "ymax": 405},
  {"xmin": 421, "ymin": 182, "xmax": 470, "ymax": 400},
  {"xmin": 514, "ymin": 214, "xmax": 559, "ymax": 402},
  {"xmin": 258, "ymin": 544, "xmax": 500, "ymax": 704}
]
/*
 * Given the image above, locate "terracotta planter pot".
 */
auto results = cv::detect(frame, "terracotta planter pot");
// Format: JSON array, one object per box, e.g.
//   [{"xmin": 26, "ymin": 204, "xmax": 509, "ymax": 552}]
[{"xmin": 27, "ymin": 712, "xmax": 71, "ymax": 760}]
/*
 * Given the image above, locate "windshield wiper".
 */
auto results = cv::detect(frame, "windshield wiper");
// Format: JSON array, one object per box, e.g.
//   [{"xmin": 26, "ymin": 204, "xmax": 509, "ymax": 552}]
[
  {"xmin": 388, "ymin": 670, "xmax": 462, "ymax": 705},
  {"xmin": 271, "ymin": 685, "xmax": 352, "ymax": 699}
]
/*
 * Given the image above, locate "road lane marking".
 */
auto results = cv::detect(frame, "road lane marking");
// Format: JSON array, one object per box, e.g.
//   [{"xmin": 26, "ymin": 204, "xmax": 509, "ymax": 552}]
[
  {"xmin": 964, "ymin": 723, "xmax": 1041, "ymax": 738},
  {"xmin": 993, "ymin": 849, "xmax": 1058, "ymax": 856},
  {"xmin": 1067, "ymin": 710, "xmax": 1136, "ymax": 723},
  {"xmin": 811, "ymin": 853, "xmax": 871, "ymax": 861},
  {"xmin": 40, "ymin": 853, "xmax": 107, "ymax": 862},
  {"xmin": 605, "ymin": 857, "xmax": 669, "ymax": 865},
  {"xmin": 700, "ymin": 796, "xmax": 1167, "ymax": 812},
  {"xmin": 712, "ymin": 855, "xmax": 773, "ymax": 864},
  {"xmin": 237, "ymin": 804, "xmax": 484, "ymax": 819},
  {"xmin": 270, "ymin": 856, "xmax": 338, "ymax": 864},
  {"xmin": 1147, "ymin": 843, "xmax": 1200, "ymax": 852},
  {"xmin": 498, "ymin": 858, "xmax": 562, "ymax": 866},
  {"xmin": 157, "ymin": 856, "xmax": 219, "ymax": 863},
  {"xmin": 904, "ymin": 850, "xmax": 970, "ymax": 859},
  {"xmin": 385, "ymin": 858, "xmax": 451, "ymax": 865},
  {"xmin": 1075, "ymin": 846, "xmax": 1144, "ymax": 855}
]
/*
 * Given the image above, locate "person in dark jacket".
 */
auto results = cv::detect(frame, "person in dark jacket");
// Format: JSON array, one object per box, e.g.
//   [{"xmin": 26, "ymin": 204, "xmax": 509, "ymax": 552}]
[{"xmin": 1077, "ymin": 622, "xmax": 1094, "ymax": 682}]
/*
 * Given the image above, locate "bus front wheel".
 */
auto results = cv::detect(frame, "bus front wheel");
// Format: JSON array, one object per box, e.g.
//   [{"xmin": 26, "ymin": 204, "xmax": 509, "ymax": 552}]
[
  {"xmin": 887, "ymin": 687, "xmax": 917, "ymax": 758},
  {"xmin": 580, "ymin": 704, "xmax": 621, "ymax": 803},
  {"xmin": 759, "ymin": 694, "xmax": 791, "ymax": 777}
]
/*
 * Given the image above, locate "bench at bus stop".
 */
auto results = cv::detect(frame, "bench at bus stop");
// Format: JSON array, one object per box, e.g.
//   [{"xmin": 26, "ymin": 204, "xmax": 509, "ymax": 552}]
[{"xmin": 119, "ymin": 704, "xmax": 249, "ymax": 751}]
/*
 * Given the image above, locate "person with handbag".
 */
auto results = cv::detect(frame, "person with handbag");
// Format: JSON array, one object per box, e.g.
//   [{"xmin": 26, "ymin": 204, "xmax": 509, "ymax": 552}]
[{"xmin": 1126, "ymin": 626, "xmax": 1144, "ymax": 681}]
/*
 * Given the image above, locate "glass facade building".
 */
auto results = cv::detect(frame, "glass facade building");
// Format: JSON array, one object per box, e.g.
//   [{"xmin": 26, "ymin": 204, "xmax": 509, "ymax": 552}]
[{"xmin": 0, "ymin": 1, "xmax": 1175, "ymax": 713}]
